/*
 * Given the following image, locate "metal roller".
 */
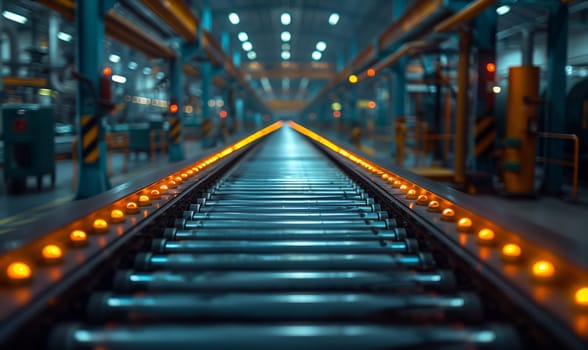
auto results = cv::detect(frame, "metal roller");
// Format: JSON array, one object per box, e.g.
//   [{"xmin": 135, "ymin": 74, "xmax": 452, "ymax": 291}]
[
  {"xmin": 183, "ymin": 210, "xmax": 388, "ymax": 220},
  {"xmin": 48, "ymin": 324, "xmax": 520, "ymax": 350},
  {"xmin": 196, "ymin": 197, "xmax": 376, "ymax": 206},
  {"xmin": 164, "ymin": 227, "xmax": 408, "ymax": 241},
  {"xmin": 86, "ymin": 292, "xmax": 483, "ymax": 323},
  {"xmin": 175, "ymin": 218, "xmax": 396, "ymax": 230},
  {"xmin": 112, "ymin": 270, "xmax": 457, "ymax": 293},
  {"xmin": 190, "ymin": 203, "xmax": 382, "ymax": 213},
  {"xmin": 134, "ymin": 252, "xmax": 434, "ymax": 271},
  {"xmin": 150, "ymin": 238, "xmax": 419, "ymax": 254}
]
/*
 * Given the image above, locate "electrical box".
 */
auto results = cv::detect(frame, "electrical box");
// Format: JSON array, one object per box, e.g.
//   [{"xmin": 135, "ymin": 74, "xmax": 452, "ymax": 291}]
[{"xmin": 2, "ymin": 104, "xmax": 55, "ymax": 193}]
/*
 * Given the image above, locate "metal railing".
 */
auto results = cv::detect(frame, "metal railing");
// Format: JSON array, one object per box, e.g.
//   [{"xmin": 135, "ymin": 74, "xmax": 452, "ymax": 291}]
[{"xmin": 536, "ymin": 132, "xmax": 580, "ymax": 201}]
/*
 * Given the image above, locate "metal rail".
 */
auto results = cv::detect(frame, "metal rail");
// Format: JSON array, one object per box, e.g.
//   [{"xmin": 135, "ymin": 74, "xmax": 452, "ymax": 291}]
[{"xmin": 536, "ymin": 132, "xmax": 580, "ymax": 201}]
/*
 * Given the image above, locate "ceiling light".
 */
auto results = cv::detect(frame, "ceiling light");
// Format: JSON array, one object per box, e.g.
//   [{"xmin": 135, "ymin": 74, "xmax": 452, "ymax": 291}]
[
  {"xmin": 281, "ymin": 43, "xmax": 291, "ymax": 50},
  {"xmin": 316, "ymin": 41, "xmax": 327, "ymax": 52},
  {"xmin": 311, "ymin": 51, "xmax": 322, "ymax": 61},
  {"xmin": 328, "ymin": 13, "xmax": 339, "ymax": 25},
  {"xmin": 2, "ymin": 10, "xmax": 27, "ymax": 24},
  {"xmin": 281, "ymin": 12, "xmax": 291, "ymax": 25},
  {"xmin": 155, "ymin": 71, "xmax": 165, "ymax": 79},
  {"xmin": 238, "ymin": 32, "xmax": 248, "ymax": 42},
  {"xmin": 108, "ymin": 54, "xmax": 120, "ymax": 63},
  {"xmin": 496, "ymin": 5, "xmax": 511, "ymax": 15},
  {"xmin": 247, "ymin": 51, "xmax": 257, "ymax": 60},
  {"xmin": 242, "ymin": 41, "xmax": 253, "ymax": 51},
  {"xmin": 142, "ymin": 67, "xmax": 152, "ymax": 75},
  {"xmin": 112, "ymin": 74, "xmax": 127, "ymax": 84},
  {"xmin": 128, "ymin": 61, "xmax": 138, "ymax": 70},
  {"xmin": 57, "ymin": 32, "xmax": 72, "ymax": 42},
  {"xmin": 281, "ymin": 31, "xmax": 291, "ymax": 42},
  {"xmin": 228, "ymin": 12, "xmax": 240, "ymax": 24},
  {"xmin": 281, "ymin": 51, "xmax": 291, "ymax": 60}
]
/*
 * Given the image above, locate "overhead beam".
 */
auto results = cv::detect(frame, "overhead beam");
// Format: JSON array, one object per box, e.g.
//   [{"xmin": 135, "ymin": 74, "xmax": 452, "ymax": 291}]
[
  {"xmin": 265, "ymin": 99, "xmax": 308, "ymax": 112},
  {"xmin": 141, "ymin": 0, "xmax": 198, "ymax": 41},
  {"xmin": 246, "ymin": 67, "xmax": 336, "ymax": 80}
]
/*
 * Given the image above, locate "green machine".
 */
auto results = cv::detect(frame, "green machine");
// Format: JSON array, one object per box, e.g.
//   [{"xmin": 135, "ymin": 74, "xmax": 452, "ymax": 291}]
[{"xmin": 2, "ymin": 104, "xmax": 55, "ymax": 193}]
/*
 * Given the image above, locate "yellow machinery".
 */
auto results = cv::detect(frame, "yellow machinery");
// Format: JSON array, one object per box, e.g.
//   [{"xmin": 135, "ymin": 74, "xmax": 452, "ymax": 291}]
[{"xmin": 503, "ymin": 66, "xmax": 540, "ymax": 195}]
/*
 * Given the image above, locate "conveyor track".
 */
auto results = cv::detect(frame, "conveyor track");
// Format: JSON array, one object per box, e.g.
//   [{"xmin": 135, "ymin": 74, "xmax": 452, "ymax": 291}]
[{"xmin": 40, "ymin": 127, "xmax": 522, "ymax": 350}]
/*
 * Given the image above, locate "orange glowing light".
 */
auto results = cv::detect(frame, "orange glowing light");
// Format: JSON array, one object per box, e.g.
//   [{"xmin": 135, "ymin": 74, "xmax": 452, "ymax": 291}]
[
  {"xmin": 169, "ymin": 103, "xmax": 179, "ymax": 114},
  {"xmin": 457, "ymin": 217, "xmax": 472, "ymax": 231},
  {"xmin": 486, "ymin": 62, "xmax": 496, "ymax": 73},
  {"xmin": 219, "ymin": 110, "xmax": 228, "ymax": 118},
  {"xmin": 501, "ymin": 243, "xmax": 521, "ymax": 261},
  {"xmin": 575, "ymin": 287, "xmax": 588, "ymax": 307},
  {"xmin": 367, "ymin": 101, "xmax": 376, "ymax": 109},
  {"xmin": 477, "ymin": 228, "xmax": 496, "ymax": 244},
  {"xmin": 348, "ymin": 74, "xmax": 358, "ymax": 84},
  {"xmin": 333, "ymin": 110, "xmax": 341, "ymax": 118},
  {"xmin": 42, "ymin": 244, "xmax": 63, "ymax": 261},
  {"xmin": 174, "ymin": 176, "xmax": 183, "ymax": 183},
  {"xmin": 126, "ymin": 202, "xmax": 139, "ymax": 214},
  {"xmin": 70, "ymin": 230, "xmax": 88, "ymax": 245},
  {"xmin": 416, "ymin": 195, "xmax": 429, "ymax": 205},
  {"xmin": 532, "ymin": 260, "xmax": 555, "ymax": 281},
  {"xmin": 167, "ymin": 180, "xmax": 177, "ymax": 189},
  {"xmin": 367, "ymin": 68, "xmax": 376, "ymax": 77},
  {"xmin": 93, "ymin": 219, "xmax": 109, "ymax": 233},
  {"xmin": 6, "ymin": 262, "xmax": 32, "ymax": 281},
  {"xmin": 427, "ymin": 200, "xmax": 441, "ymax": 212},
  {"xmin": 187, "ymin": 170, "xmax": 194, "ymax": 176},
  {"xmin": 110, "ymin": 209, "xmax": 125, "ymax": 223},
  {"xmin": 138, "ymin": 195, "xmax": 151, "ymax": 206},
  {"xmin": 181, "ymin": 173, "xmax": 188, "ymax": 180},
  {"xmin": 406, "ymin": 189, "xmax": 417, "ymax": 200},
  {"xmin": 381, "ymin": 174, "xmax": 389, "ymax": 180},
  {"xmin": 102, "ymin": 67, "xmax": 112, "ymax": 76},
  {"xmin": 441, "ymin": 208, "xmax": 455, "ymax": 221},
  {"xmin": 150, "ymin": 189, "xmax": 161, "ymax": 199},
  {"xmin": 159, "ymin": 184, "xmax": 169, "ymax": 193},
  {"xmin": 392, "ymin": 180, "xmax": 402, "ymax": 188},
  {"xmin": 399, "ymin": 184, "xmax": 408, "ymax": 192}
]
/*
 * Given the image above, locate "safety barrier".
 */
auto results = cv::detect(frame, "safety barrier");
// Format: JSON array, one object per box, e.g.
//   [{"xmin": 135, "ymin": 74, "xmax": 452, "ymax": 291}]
[{"xmin": 536, "ymin": 132, "xmax": 580, "ymax": 201}]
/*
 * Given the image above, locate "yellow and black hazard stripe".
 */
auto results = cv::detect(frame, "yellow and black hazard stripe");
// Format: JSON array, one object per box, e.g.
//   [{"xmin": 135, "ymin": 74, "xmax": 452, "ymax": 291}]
[
  {"xmin": 81, "ymin": 115, "xmax": 99, "ymax": 164},
  {"xmin": 169, "ymin": 117, "xmax": 181, "ymax": 144},
  {"xmin": 474, "ymin": 115, "xmax": 496, "ymax": 158}
]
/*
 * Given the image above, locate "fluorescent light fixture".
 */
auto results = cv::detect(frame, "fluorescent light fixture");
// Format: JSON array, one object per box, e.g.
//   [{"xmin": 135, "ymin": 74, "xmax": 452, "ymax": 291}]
[
  {"xmin": 496, "ymin": 5, "xmax": 511, "ymax": 15},
  {"xmin": 112, "ymin": 74, "xmax": 127, "ymax": 84},
  {"xmin": 281, "ymin": 12, "xmax": 291, "ymax": 25},
  {"xmin": 57, "ymin": 32, "xmax": 72, "ymax": 42},
  {"xmin": 247, "ymin": 51, "xmax": 257, "ymax": 60},
  {"xmin": 228, "ymin": 12, "xmax": 240, "ymax": 24},
  {"xmin": 242, "ymin": 41, "xmax": 253, "ymax": 51},
  {"xmin": 238, "ymin": 32, "xmax": 248, "ymax": 42},
  {"xmin": 281, "ymin": 31, "xmax": 291, "ymax": 42},
  {"xmin": 108, "ymin": 54, "xmax": 121, "ymax": 63},
  {"xmin": 2, "ymin": 10, "xmax": 27, "ymax": 24},
  {"xmin": 311, "ymin": 51, "xmax": 322, "ymax": 61},
  {"xmin": 281, "ymin": 43, "xmax": 291, "ymax": 50},
  {"xmin": 316, "ymin": 41, "xmax": 327, "ymax": 51},
  {"xmin": 492, "ymin": 86, "xmax": 501, "ymax": 94},
  {"xmin": 155, "ymin": 71, "xmax": 165, "ymax": 79},
  {"xmin": 281, "ymin": 51, "xmax": 291, "ymax": 60},
  {"xmin": 328, "ymin": 13, "xmax": 339, "ymax": 25},
  {"xmin": 128, "ymin": 61, "xmax": 138, "ymax": 70},
  {"xmin": 142, "ymin": 67, "xmax": 152, "ymax": 75},
  {"xmin": 261, "ymin": 77, "xmax": 272, "ymax": 93},
  {"xmin": 566, "ymin": 65, "xmax": 573, "ymax": 76},
  {"xmin": 299, "ymin": 78, "xmax": 309, "ymax": 90}
]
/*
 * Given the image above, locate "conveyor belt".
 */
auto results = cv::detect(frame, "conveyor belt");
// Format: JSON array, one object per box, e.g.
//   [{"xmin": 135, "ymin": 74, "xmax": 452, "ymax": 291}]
[{"xmin": 43, "ymin": 127, "xmax": 519, "ymax": 350}]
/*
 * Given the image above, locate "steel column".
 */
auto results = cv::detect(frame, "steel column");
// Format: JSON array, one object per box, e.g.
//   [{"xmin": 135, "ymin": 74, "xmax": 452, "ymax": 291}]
[
  {"xmin": 454, "ymin": 30, "xmax": 471, "ymax": 184},
  {"xmin": 544, "ymin": 1, "xmax": 568, "ymax": 193},
  {"xmin": 201, "ymin": 62, "xmax": 212, "ymax": 147},
  {"xmin": 169, "ymin": 56, "xmax": 185, "ymax": 161},
  {"xmin": 75, "ymin": 0, "xmax": 110, "ymax": 198}
]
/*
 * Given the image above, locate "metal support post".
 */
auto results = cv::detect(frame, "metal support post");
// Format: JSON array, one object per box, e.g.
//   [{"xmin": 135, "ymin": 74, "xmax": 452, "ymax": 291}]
[
  {"xmin": 74, "ymin": 0, "xmax": 110, "ymax": 198},
  {"xmin": 455, "ymin": 30, "xmax": 471, "ymax": 184},
  {"xmin": 168, "ymin": 56, "xmax": 184, "ymax": 161},
  {"xmin": 544, "ymin": 1, "xmax": 568, "ymax": 193}
]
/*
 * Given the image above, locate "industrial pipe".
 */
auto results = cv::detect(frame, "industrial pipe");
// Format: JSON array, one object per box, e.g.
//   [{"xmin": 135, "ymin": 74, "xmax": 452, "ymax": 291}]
[{"xmin": 434, "ymin": 0, "xmax": 497, "ymax": 33}]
